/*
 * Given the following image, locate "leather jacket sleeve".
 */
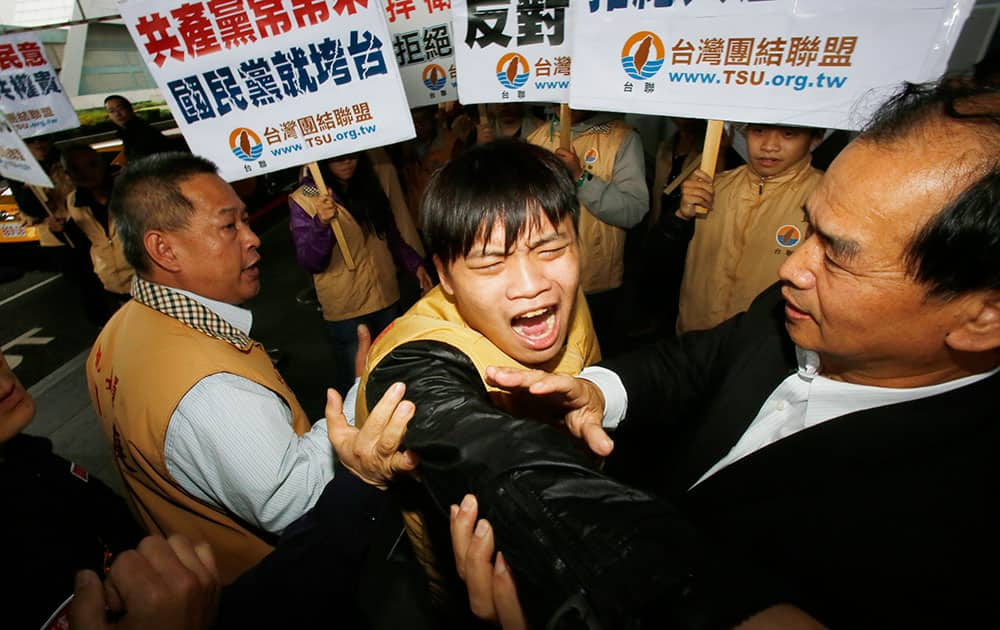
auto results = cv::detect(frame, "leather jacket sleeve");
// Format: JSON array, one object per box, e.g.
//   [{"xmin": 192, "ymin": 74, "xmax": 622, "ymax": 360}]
[{"xmin": 365, "ymin": 340, "xmax": 710, "ymax": 628}]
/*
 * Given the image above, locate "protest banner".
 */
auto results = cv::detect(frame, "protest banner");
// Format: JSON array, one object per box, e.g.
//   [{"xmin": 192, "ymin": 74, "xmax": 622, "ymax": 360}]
[
  {"xmin": 452, "ymin": 0, "xmax": 572, "ymax": 104},
  {"xmin": 0, "ymin": 117, "xmax": 54, "ymax": 188},
  {"xmin": 118, "ymin": 0, "xmax": 416, "ymax": 182},
  {"xmin": 570, "ymin": 0, "xmax": 974, "ymax": 130},
  {"xmin": 0, "ymin": 32, "xmax": 80, "ymax": 137},
  {"xmin": 383, "ymin": 0, "xmax": 458, "ymax": 107}
]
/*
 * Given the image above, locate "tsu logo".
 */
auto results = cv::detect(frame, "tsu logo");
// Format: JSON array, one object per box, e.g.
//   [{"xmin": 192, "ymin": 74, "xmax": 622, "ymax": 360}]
[
  {"xmin": 422, "ymin": 64, "xmax": 447, "ymax": 91},
  {"xmin": 621, "ymin": 31, "xmax": 665, "ymax": 81},
  {"xmin": 229, "ymin": 127, "xmax": 262, "ymax": 162},
  {"xmin": 495, "ymin": 52, "xmax": 530, "ymax": 90},
  {"xmin": 775, "ymin": 224, "xmax": 802, "ymax": 248}
]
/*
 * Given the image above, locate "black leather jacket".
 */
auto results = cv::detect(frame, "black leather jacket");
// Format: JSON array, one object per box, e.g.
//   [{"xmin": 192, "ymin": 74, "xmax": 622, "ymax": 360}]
[{"xmin": 365, "ymin": 340, "xmax": 744, "ymax": 629}]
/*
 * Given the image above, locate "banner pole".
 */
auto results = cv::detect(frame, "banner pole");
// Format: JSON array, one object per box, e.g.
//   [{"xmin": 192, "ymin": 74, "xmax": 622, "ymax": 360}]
[
  {"xmin": 559, "ymin": 103, "xmax": 572, "ymax": 151},
  {"xmin": 29, "ymin": 184, "xmax": 76, "ymax": 248},
  {"xmin": 694, "ymin": 120, "xmax": 725, "ymax": 216},
  {"xmin": 478, "ymin": 104, "xmax": 488, "ymax": 126},
  {"xmin": 306, "ymin": 161, "xmax": 356, "ymax": 270}
]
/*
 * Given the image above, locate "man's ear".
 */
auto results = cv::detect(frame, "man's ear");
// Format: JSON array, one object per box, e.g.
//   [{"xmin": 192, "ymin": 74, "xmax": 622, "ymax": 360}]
[
  {"xmin": 143, "ymin": 230, "xmax": 182, "ymax": 273},
  {"xmin": 945, "ymin": 291, "xmax": 1000, "ymax": 353},
  {"xmin": 433, "ymin": 255, "xmax": 454, "ymax": 297}
]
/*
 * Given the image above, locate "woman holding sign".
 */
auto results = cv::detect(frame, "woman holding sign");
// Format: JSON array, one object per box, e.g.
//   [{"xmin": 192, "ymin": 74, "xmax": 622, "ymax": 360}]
[{"xmin": 289, "ymin": 150, "xmax": 434, "ymax": 395}]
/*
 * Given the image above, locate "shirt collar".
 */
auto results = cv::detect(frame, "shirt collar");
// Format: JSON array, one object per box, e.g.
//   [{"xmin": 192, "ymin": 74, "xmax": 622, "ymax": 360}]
[
  {"xmin": 795, "ymin": 345, "xmax": 999, "ymax": 384},
  {"xmin": 130, "ymin": 276, "xmax": 254, "ymax": 351},
  {"xmin": 742, "ymin": 153, "xmax": 814, "ymax": 188},
  {"xmin": 172, "ymin": 288, "xmax": 253, "ymax": 335},
  {"xmin": 795, "ymin": 346, "xmax": 821, "ymax": 380}
]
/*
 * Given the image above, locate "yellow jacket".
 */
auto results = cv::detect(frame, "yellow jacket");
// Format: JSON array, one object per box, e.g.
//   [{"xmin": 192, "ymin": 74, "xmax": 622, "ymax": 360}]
[{"xmin": 678, "ymin": 157, "xmax": 822, "ymax": 333}]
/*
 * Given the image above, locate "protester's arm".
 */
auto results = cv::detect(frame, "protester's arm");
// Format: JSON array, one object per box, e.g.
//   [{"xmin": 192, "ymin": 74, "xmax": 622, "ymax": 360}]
[
  {"xmin": 164, "ymin": 374, "xmax": 336, "ymax": 535},
  {"xmin": 288, "ymin": 194, "xmax": 335, "ymax": 273},
  {"xmin": 574, "ymin": 130, "xmax": 649, "ymax": 229},
  {"xmin": 451, "ymin": 494, "xmax": 826, "ymax": 630},
  {"xmin": 366, "ymin": 340, "xmax": 702, "ymax": 626},
  {"xmin": 488, "ymin": 288, "xmax": 776, "ymax": 446}
]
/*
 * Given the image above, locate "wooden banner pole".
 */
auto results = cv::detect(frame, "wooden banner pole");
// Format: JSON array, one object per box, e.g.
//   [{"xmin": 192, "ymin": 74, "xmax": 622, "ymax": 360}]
[
  {"xmin": 558, "ymin": 103, "xmax": 572, "ymax": 151},
  {"xmin": 694, "ymin": 119, "xmax": 725, "ymax": 216},
  {"xmin": 29, "ymin": 184, "xmax": 75, "ymax": 248},
  {"xmin": 478, "ymin": 104, "xmax": 488, "ymax": 126},
  {"xmin": 306, "ymin": 161, "xmax": 356, "ymax": 270}
]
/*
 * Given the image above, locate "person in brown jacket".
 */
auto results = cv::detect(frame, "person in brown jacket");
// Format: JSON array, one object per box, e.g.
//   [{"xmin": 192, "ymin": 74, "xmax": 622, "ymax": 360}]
[
  {"xmin": 673, "ymin": 123, "xmax": 825, "ymax": 333},
  {"xmin": 62, "ymin": 144, "xmax": 135, "ymax": 300}
]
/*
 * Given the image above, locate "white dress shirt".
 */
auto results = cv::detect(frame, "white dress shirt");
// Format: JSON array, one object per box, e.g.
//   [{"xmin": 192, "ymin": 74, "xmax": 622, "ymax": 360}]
[
  {"xmin": 164, "ymin": 289, "xmax": 335, "ymax": 535},
  {"xmin": 582, "ymin": 349, "xmax": 998, "ymax": 488}
]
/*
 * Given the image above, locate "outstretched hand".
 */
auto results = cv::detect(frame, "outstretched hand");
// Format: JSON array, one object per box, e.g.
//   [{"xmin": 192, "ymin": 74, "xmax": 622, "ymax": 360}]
[
  {"xmin": 326, "ymin": 382, "xmax": 418, "ymax": 489},
  {"xmin": 484, "ymin": 366, "xmax": 613, "ymax": 457},
  {"xmin": 451, "ymin": 494, "xmax": 527, "ymax": 629}
]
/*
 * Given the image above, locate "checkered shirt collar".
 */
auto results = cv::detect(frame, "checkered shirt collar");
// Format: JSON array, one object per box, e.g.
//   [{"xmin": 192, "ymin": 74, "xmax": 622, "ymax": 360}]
[{"xmin": 130, "ymin": 276, "xmax": 254, "ymax": 351}]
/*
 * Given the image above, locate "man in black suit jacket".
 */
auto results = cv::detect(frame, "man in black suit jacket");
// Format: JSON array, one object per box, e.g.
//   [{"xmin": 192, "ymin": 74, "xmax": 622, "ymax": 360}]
[{"xmin": 470, "ymin": 78, "xmax": 1000, "ymax": 627}]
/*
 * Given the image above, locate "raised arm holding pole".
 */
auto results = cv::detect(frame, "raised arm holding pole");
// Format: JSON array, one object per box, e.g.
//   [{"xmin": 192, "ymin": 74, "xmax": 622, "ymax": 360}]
[{"xmin": 306, "ymin": 161, "xmax": 356, "ymax": 271}]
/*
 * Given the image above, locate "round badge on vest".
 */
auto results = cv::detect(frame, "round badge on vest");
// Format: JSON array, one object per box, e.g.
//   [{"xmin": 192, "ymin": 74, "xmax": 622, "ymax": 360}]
[{"xmin": 775, "ymin": 224, "xmax": 802, "ymax": 248}]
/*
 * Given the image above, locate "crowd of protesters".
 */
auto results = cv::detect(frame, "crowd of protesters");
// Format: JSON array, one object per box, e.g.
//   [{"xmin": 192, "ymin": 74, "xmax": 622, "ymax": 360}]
[{"xmin": 4, "ymin": 73, "xmax": 999, "ymax": 629}]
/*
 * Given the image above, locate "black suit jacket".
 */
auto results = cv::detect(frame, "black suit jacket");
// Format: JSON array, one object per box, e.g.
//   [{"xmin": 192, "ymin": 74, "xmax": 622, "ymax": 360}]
[{"xmin": 605, "ymin": 284, "xmax": 1000, "ymax": 627}]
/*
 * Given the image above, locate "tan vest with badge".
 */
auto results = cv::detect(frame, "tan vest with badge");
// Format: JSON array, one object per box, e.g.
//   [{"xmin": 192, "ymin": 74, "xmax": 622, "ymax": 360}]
[
  {"xmin": 528, "ymin": 119, "xmax": 632, "ymax": 294},
  {"xmin": 678, "ymin": 158, "xmax": 822, "ymax": 333},
  {"xmin": 66, "ymin": 191, "xmax": 134, "ymax": 294},
  {"xmin": 88, "ymin": 299, "xmax": 311, "ymax": 583},
  {"xmin": 290, "ymin": 152, "xmax": 422, "ymax": 322},
  {"xmin": 355, "ymin": 285, "xmax": 600, "ymax": 610}
]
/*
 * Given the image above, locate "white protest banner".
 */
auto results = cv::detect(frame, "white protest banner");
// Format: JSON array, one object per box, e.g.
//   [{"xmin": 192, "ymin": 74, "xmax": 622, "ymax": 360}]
[
  {"xmin": 0, "ymin": 118, "xmax": 54, "ymax": 188},
  {"xmin": 383, "ymin": 0, "xmax": 458, "ymax": 107},
  {"xmin": 0, "ymin": 33, "xmax": 80, "ymax": 138},
  {"xmin": 118, "ymin": 0, "xmax": 416, "ymax": 182},
  {"xmin": 453, "ymin": 0, "xmax": 572, "ymax": 104},
  {"xmin": 570, "ymin": 0, "xmax": 974, "ymax": 130}
]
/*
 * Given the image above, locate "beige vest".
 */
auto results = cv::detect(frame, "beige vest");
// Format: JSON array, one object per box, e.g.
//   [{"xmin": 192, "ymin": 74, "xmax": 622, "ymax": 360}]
[
  {"xmin": 528, "ymin": 120, "xmax": 632, "ymax": 293},
  {"xmin": 290, "ymin": 152, "xmax": 420, "ymax": 322},
  {"xmin": 67, "ymin": 191, "xmax": 134, "ymax": 294},
  {"xmin": 88, "ymin": 300, "xmax": 311, "ymax": 583},
  {"xmin": 678, "ymin": 158, "xmax": 823, "ymax": 333},
  {"xmin": 355, "ymin": 286, "xmax": 600, "ymax": 610}
]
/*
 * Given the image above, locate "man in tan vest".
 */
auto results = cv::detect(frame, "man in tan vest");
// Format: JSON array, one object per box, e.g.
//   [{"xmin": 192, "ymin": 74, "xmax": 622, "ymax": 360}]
[
  {"xmin": 86, "ymin": 153, "xmax": 367, "ymax": 583},
  {"xmin": 527, "ymin": 109, "xmax": 648, "ymax": 356},
  {"xmin": 62, "ymin": 144, "xmax": 136, "ymax": 299}
]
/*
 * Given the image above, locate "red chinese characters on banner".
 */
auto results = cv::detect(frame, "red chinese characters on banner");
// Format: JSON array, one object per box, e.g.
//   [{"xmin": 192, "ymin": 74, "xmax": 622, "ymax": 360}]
[
  {"xmin": 0, "ymin": 42, "xmax": 50, "ymax": 70},
  {"xmin": 385, "ymin": 0, "xmax": 417, "ymax": 23},
  {"xmin": 0, "ymin": 44, "xmax": 22, "ymax": 70},
  {"xmin": 136, "ymin": 12, "xmax": 185, "ymax": 66},
  {"xmin": 292, "ymin": 0, "xmax": 330, "ymax": 26},
  {"xmin": 172, "ymin": 2, "xmax": 223, "ymax": 57},
  {"xmin": 208, "ymin": 0, "xmax": 258, "ymax": 49},
  {"xmin": 17, "ymin": 42, "xmax": 47, "ymax": 67},
  {"xmin": 424, "ymin": 0, "xmax": 450, "ymax": 12},
  {"xmin": 133, "ymin": 0, "xmax": 375, "ymax": 66},
  {"xmin": 333, "ymin": 0, "xmax": 369, "ymax": 17}
]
